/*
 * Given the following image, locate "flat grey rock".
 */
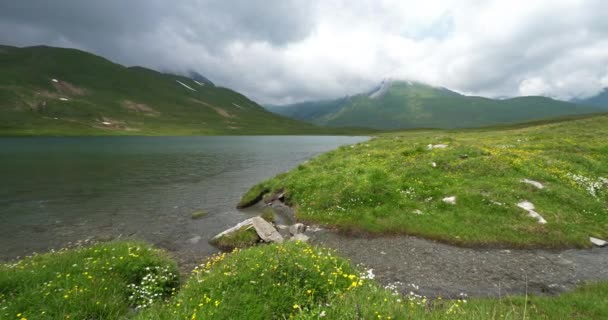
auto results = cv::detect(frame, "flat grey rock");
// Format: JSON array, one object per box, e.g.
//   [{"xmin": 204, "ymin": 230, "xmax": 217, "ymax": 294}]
[
  {"xmin": 251, "ymin": 216, "xmax": 283, "ymax": 243},
  {"xmin": 590, "ymin": 237, "xmax": 607, "ymax": 247},
  {"xmin": 211, "ymin": 218, "xmax": 255, "ymax": 242}
]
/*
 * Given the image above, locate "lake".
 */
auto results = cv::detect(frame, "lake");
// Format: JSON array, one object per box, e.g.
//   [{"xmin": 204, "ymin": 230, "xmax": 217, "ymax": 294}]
[{"xmin": 0, "ymin": 136, "xmax": 367, "ymax": 267}]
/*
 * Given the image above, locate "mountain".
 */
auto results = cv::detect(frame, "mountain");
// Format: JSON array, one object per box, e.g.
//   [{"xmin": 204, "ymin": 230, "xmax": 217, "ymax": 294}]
[
  {"xmin": 574, "ymin": 88, "xmax": 608, "ymax": 108},
  {"xmin": 267, "ymin": 80, "xmax": 607, "ymax": 130},
  {"xmin": 0, "ymin": 45, "xmax": 340, "ymax": 136},
  {"xmin": 187, "ymin": 71, "xmax": 215, "ymax": 86}
]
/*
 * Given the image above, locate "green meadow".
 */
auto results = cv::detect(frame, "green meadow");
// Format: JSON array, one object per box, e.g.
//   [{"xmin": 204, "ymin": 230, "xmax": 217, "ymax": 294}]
[
  {"xmin": 1, "ymin": 241, "xmax": 606, "ymax": 319},
  {"xmin": 241, "ymin": 114, "xmax": 608, "ymax": 248}
]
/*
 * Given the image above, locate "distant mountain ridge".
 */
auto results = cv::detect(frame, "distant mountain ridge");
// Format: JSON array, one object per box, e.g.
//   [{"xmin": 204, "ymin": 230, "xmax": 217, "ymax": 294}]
[
  {"xmin": 0, "ymin": 45, "xmax": 336, "ymax": 136},
  {"xmin": 267, "ymin": 80, "xmax": 607, "ymax": 129},
  {"xmin": 573, "ymin": 88, "xmax": 608, "ymax": 108}
]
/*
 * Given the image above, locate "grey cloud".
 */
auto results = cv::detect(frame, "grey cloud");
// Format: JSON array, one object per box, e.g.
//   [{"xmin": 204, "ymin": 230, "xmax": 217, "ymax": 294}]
[{"xmin": 0, "ymin": 1, "xmax": 607, "ymax": 104}]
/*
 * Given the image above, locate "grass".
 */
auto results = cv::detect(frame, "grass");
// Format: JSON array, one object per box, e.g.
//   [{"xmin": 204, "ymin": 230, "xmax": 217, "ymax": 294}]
[
  {"xmin": 190, "ymin": 210, "xmax": 208, "ymax": 219},
  {"xmin": 209, "ymin": 227, "xmax": 260, "ymax": 251},
  {"xmin": 0, "ymin": 45, "xmax": 374, "ymax": 136},
  {"xmin": 241, "ymin": 114, "xmax": 608, "ymax": 248},
  {"xmin": 0, "ymin": 241, "xmax": 179, "ymax": 320},
  {"xmin": 2, "ymin": 241, "xmax": 607, "ymax": 319},
  {"xmin": 261, "ymin": 207, "xmax": 276, "ymax": 223},
  {"xmin": 293, "ymin": 278, "xmax": 608, "ymax": 320}
]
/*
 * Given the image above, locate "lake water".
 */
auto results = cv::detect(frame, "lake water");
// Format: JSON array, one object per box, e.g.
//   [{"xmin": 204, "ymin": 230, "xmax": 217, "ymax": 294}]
[{"xmin": 0, "ymin": 136, "xmax": 367, "ymax": 267}]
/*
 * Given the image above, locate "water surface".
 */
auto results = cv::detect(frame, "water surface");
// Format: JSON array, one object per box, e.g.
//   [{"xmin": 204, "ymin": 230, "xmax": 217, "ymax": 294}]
[{"xmin": 0, "ymin": 136, "xmax": 367, "ymax": 267}]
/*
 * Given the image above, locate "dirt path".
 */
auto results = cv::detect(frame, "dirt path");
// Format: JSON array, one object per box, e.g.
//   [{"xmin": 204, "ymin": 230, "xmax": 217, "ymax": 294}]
[{"xmin": 310, "ymin": 231, "xmax": 608, "ymax": 298}]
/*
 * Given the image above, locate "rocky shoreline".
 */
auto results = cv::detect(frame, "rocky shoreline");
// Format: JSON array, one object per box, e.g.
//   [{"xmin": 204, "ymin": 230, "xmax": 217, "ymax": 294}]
[{"xmin": 228, "ymin": 197, "xmax": 608, "ymax": 299}]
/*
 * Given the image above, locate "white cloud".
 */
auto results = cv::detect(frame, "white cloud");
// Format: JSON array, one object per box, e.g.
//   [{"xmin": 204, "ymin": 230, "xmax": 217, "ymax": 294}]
[{"xmin": 1, "ymin": 0, "xmax": 607, "ymax": 104}]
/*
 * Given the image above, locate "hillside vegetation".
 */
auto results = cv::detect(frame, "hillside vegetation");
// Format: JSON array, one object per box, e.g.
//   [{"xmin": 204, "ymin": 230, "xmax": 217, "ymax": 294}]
[
  {"xmin": 268, "ymin": 81, "xmax": 607, "ymax": 130},
  {"xmin": 0, "ymin": 45, "xmax": 364, "ymax": 136},
  {"xmin": 241, "ymin": 114, "xmax": 608, "ymax": 248}
]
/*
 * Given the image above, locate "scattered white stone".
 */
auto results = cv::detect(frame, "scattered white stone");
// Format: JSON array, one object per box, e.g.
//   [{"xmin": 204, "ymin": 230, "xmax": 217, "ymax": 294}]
[
  {"xmin": 427, "ymin": 144, "xmax": 448, "ymax": 150},
  {"xmin": 522, "ymin": 179, "xmax": 544, "ymax": 189},
  {"xmin": 193, "ymin": 80, "xmax": 205, "ymax": 86},
  {"xmin": 51, "ymin": 78, "xmax": 59, "ymax": 83},
  {"xmin": 431, "ymin": 162, "xmax": 437, "ymax": 168},
  {"xmin": 306, "ymin": 225, "xmax": 323, "ymax": 232},
  {"xmin": 590, "ymin": 237, "xmax": 607, "ymax": 247},
  {"xmin": 442, "ymin": 196, "xmax": 457, "ymax": 205},
  {"xmin": 517, "ymin": 201, "xmax": 547, "ymax": 224},
  {"xmin": 517, "ymin": 201, "xmax": 535, "ymax": 211},
  {"xmin": 176, "ymin": 80, "xmax": 196, "ymax": 91},
  {"xmin": 53, "ymin": 117, "xmax": 58, "ymax": 120},
  {"xmin": 289, "ymin": 223, "xmax": 306, "ymax": 236},
  {"xmin": 59, "ymin": 97, "xmax": 69, "ymax": 101},
  {"xmin": 490, "ymin": 200, "xmax": 505, "ymax": 206},
  {"xmin": 102, "ymin": 121, "xmax": 112, "ymax": 125},
  {"xmin": 413, "ymin": 209, "xmax": 423, "ymax": 215}
]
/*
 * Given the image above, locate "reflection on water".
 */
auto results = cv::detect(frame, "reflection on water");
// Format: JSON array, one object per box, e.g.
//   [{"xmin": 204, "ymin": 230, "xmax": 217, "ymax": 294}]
[{"xmin": 0, "ymin": 136, "xmax": 368, "ymax": 267}]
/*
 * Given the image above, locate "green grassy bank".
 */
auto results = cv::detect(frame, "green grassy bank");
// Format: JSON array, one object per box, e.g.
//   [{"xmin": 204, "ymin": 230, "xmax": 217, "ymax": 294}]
[
  {"xmin": 1, "ymin": 241, "xmax": 607, "ymax": 319},
  {"xmin": 241, "ymin": 114, "xmax": 608, "ymax": 248}
]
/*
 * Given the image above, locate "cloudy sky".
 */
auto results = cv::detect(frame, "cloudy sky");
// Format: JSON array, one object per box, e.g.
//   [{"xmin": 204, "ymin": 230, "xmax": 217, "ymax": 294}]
[{"xmin": 1, "ymin": 0, "xmax": 607, "ymax": 104}]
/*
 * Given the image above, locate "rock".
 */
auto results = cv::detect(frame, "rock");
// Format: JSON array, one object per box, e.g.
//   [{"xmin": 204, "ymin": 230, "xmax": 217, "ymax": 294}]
[
  {"xmin": 427, "ymin": 144, "xmax": 448, "ymax": 150},
  {"xmin": 266, "ymin": 189, "xmax": 286, "ymax": 203},
  {"xmin": 521, "ymin": 179, "xmax": 544, "ymax": 189},
  {"xmin": 211, "ymin": 218, "xmax": 256, "ymax": 242},
  {"xmin": 290, "ymin": 234, "xmax": 310, "ymax": 242},
  {"xmin": 275, "ymin": 224, "xmax": 289, "ymax": 230},
  {"xmin": 517, "ymin": 201, "xmax": 547, "ymax": 224},
  {"xmin": 191, "ymin": 210, "xmax": 208, "ymax": 219},
  {"xmin": 431, "ymin": 162, "xmax": 437, "ymax": 168},
  {"xmin": 211, "ymin": 216, "xmax": 284, "ymax": 244},
  {"xmin": 306, "ymin": 225, "xmax": 323, "ymax": 232},
  {"xmin": 289, "ymin": 223, "xmax": 307, "ymax": 235},
  {"xmin": 251, "ymin": 217, "xmax": 283, "ymax": 243},
  {"xmin": 188, "ymin": 236, "xmax": 202, "ymax": 244},
  {"xmin": 590, "ymin": 237, "xmax": 607, "ymax": 247},
  {"xmin": 442, "ymin": 196, "xmax": 457, "ymax": 205}
]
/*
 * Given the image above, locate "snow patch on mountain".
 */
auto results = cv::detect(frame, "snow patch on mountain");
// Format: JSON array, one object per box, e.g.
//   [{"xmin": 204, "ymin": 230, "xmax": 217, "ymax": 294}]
[{"xmin": 176, "ymin": 80, "xmax": 196, "ymax": 91}]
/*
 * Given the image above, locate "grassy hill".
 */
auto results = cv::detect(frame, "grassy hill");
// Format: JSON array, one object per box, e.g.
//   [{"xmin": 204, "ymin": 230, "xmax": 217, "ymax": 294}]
[
  {"xmin": 0, "ymin": 45, "xmax": 363, "ymax": 136},
  {"xmin": 241, "ymin": 113, "xmax": 608, "ymax": 248},
  {"xmin": 268, "ymin": 81, "xmax": 607, "ymax": 130}
]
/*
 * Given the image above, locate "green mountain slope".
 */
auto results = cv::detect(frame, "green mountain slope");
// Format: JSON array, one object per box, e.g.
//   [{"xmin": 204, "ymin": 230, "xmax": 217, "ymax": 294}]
[
  {"xmin": 0, "ymin": 45, "xmax": 341, "ymax": 136},
  {"xmin": 268, "ymin": 81, "xmax": 607, "ymax": 130},
  {"xmin": 575, "ymin": 88, "xmax": 608, "ymax": 108}
]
